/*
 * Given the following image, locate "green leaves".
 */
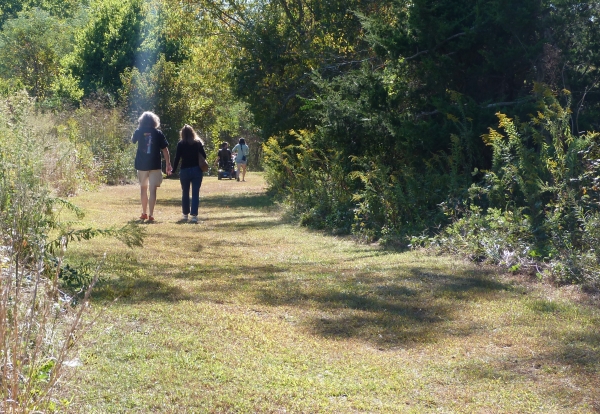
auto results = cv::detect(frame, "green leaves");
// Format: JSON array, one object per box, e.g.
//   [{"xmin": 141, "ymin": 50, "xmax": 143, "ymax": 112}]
[
  {"xmin": 0, "ymin": 8, "xmax": 71, "ymax": 99},
  {"xmin": 70, "ymin": 0, "xmax": 145, "ymax": 95}
]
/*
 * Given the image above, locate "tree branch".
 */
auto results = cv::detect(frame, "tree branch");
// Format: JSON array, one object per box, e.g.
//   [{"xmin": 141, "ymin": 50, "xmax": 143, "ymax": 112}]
[
  {"xmin": 277, "ymin": 0, "xmax": 301, "ymax": 31},
  {"xmin": 405, "ymin": 32, "xmax": 467, "ymax": 61}
]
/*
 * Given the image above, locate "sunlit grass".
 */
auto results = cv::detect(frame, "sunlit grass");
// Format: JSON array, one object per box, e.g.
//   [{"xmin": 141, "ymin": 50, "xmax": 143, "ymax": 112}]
[{"xmin": 64, "ymin": 173, "xmax": 600, "ymax": 413}]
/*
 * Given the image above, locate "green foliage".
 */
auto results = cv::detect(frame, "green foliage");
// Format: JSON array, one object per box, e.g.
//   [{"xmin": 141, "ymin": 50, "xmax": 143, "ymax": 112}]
[
  {"xmin": 349, "ymin": 157, "xmax": 453, "ymax": 243},
  {"xmin": 232, "ymin": 0, "xmax": 375, "ymax": 137},
  {"xmin": 69, "ymin": 0, "xmax": 145, "ymax": 95},
  {"xmin": 0, "ymin": 91, "xmax": 144, "ymax": 255},
  {"xmin": 58, "ymin": 102, "xmax": 136, "ymax": 185},
  {"xmin": 0, "ymin": 8, "xmax": 72, "ymax": 99},
  {"xmin": 263, "ymin": 130, "xmax": 354, "ymax": 233},
  {"xmin": 434, "ymin": 86, "xmax": 600, "ymax": 287},
  {"xmin": 0, "ymin": 0, "xmax": 82, "ymax": 26},
  {"xmin": 115, "ymin": 1, "xmax": 256, "ymax": 150},
  {"xmin": 0, "ymin": 90, "xmax": 144, "ymax": 412},
  {"xmin": 244, "ymin": 0, "xmax": 600, "ymax": 289},
  {"xmin": 420, "ymin": 205, "xmax": 535, "ymax": 266}
]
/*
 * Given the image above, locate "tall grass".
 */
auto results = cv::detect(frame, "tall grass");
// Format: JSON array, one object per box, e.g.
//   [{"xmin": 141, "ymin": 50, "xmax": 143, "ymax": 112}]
[
  {"xmin": 0, "ymin": 92, "xmax": 141, "ymax": 412},
  {"xmin": 57, "ymin": 98, "xmax": 136, "ymax": 186}
]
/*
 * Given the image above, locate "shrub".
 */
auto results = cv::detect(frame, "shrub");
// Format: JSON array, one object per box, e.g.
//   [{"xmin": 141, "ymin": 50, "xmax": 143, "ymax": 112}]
[
  {"xmin": 431, "ymin": 85, "xmax": 600, "ymax": 289},
  {"xmin": 0, "ymin": 92, "xmax": 144, "ymax": 411},
  {"xmin": 57, "ymin": 100, "xmax": 136, "ymax": 186},
  {"xmin": 263, "ymin": 130, "xmax": 354, "ymax": 233}
]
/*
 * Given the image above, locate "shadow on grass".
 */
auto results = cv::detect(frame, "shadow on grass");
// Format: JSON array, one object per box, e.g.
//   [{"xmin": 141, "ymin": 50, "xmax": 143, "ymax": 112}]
[
  {"xmin": 170, "ymin": 263, "xmax": 289, "ymax": 281},
  {"xmin": 248, "ymin": 266, "xmax": 511, "ymax": 348},
  {"xmin": 83, "ymin": 242, "xmax": 600, "ymax": 376},
  {"xmin": 408, "ymin": 267, "xmax": 512, "ymax": 299},
  {"xmin": 81, "ymin": 240, "xmax": 516, "ymax": 349},
  {"xmin": 74, "ymin": 188, "xmax": 600, "ymax": 368},
  {"xmin": 158, "ymin": 193, "xmax": 276, "ymax": 210},
  {"xmin": 453, "ymin": 334, "xmax": 600, "ymax": 408},
  {"xmin": 92, "ymin": 275, "xmax": 193, "ymax": 303},
  {"xmin": 554, "ymin": 331, "xmax": 600, "ymax": 372},
  {"xmin": 209, "ymin": 219, "xmax": 285, "ymax": 231}
]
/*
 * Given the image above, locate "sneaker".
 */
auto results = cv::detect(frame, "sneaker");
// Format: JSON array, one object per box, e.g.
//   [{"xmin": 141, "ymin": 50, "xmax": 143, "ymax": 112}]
[
  {"xmin": 140, "ymin": 213, "xmax": 148, "ymax": 220},
  {"xmin": 147, "ymin": 216, "xmax": 155, "ymax": 222},
  {"xmin": 190, "ymin": 215, "xmax": 198, "ymax": 223},
  {"xmin": 181, "ymin": 214, "xmax": 188, "ymax": 221}
]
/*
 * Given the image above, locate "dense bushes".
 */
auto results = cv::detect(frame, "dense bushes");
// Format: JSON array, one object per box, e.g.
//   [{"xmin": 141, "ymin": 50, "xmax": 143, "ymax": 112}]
[
  {"xmin": 56, "ymin": 101, "xmax": 136, "ymax": 187},
  {"xmin": 252, "ymin": 1, "xmax": 600, "ymax": 288},
  {"xmin": 264, "ymin": 130, "xmax": 355, "ymax": 232},
  {"xmin": 418, "ymin": 86, "xmax": 600, "ymax": 288},
  {"xmin": 263, "ymin": 84, "xmax": 600, "ymax": 288},
  {"xmin": 0, "ymin": 92, "xmax": 88, "ymax": 412}
]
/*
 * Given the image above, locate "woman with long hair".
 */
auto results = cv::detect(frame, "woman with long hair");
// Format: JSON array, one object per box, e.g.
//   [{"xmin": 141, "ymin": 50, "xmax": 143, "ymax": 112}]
[
  {"xmin": 232, "ymin": 138, "xmax": 249, "ymax": 182},
  {"xmin": 172, "ymin": 124, "xmax": 207, "ymax": 223},
  {"xmin": 131, "ymin": 111, "xmax": 171, "ymax": 222}
]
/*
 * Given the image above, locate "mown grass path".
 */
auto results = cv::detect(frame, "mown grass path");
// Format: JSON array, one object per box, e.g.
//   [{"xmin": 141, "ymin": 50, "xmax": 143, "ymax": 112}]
[{"xmin": 66, "ymin": 173, "xmax": 599, "ymax": 413}]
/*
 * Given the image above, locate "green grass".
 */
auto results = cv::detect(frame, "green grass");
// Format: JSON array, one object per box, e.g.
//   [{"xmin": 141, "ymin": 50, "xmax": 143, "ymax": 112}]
[{"xmin": 64, "ymin": 173, "xmax": 600, "ymax": 413}]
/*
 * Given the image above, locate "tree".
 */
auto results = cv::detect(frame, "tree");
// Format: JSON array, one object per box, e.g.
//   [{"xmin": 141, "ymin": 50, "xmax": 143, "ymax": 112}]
[
  {"xmin": 0, "ymin": 8, "xmax": 71, "ymax": 99},
  {"xmin": 69, "ymin": 0, "xmax": 145, "ymax": 95},
  {"xmin": 251, "ymin": 0, "xmax": 600, "ymax": 237},
  {"xmin": 230, "ymin": 0, "xmax": 377, "ymax": 138},
  {"xmin": 0, "ymin": 0, "xmax": 83, "ymax": 28},
  {"xmin": 118, "ymin": 0, "xmax": 256, "ymax": 148}
]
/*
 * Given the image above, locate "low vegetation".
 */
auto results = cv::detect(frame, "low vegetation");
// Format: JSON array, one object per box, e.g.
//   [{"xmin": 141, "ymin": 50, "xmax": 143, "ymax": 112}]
[
  {"xmin": 62, "ymin": 175, "xmax": 600, "ymax": 413},
  {"xmin": 0, "ymin": 89, "xmax": 141, "ymax": 413}
]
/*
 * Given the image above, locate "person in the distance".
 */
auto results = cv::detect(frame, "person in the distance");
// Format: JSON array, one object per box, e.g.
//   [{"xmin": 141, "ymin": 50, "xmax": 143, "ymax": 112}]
[{"xmin": 231, "ymin": 138, "xmax": 249, "ymax": 181}]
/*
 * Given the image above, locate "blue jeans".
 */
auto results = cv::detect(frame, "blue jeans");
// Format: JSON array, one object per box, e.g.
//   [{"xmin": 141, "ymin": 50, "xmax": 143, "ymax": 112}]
[{"xmin": 179, "ymin": 166, "xmax": 203, "ymax": 216}]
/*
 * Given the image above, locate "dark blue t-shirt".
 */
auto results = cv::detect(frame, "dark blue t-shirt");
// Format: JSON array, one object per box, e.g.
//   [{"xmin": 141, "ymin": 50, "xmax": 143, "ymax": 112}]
[{"xmin": 132, "ymin": 128, "xmax": 169, "ymax": 171}]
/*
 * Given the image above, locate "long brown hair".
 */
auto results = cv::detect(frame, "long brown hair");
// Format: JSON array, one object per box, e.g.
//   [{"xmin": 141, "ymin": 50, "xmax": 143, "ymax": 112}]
[{"xmin": 179, "ymin": 124, "xmax": 205, "ymax": 145}]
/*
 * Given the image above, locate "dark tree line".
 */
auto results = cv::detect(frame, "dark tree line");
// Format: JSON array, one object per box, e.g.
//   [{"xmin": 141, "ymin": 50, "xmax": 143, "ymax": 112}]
[{"xmin": 227, "ymin": 0, "xmax": 600, "ymax": 284}]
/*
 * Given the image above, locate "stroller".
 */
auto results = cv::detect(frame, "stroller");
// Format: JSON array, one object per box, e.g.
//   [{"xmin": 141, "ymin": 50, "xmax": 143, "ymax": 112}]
[{"xmin": 217, "ymin": 154, "xmax": 236, "ymax": 180}]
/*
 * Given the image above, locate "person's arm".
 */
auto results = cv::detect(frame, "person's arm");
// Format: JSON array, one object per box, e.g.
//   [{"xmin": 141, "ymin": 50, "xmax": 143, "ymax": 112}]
[
  {"xmin": 162, "ymin": 147, "xmax": 172, "ymax": 175},
  {"xmin": 131, "ymin": 130, "xmax": 139, "ymax": 143}
]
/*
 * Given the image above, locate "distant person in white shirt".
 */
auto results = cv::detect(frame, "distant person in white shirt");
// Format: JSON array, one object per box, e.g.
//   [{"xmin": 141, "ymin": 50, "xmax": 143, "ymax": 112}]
[{"xmin": 232, "ymin": 138, "xmax": 249, "ymax": 182}]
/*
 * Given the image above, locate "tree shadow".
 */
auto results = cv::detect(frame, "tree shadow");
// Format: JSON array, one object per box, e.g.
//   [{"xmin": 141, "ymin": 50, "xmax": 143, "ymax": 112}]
[
  {"xmin": 92, "ymin": 276, "xmax": 193, "ymax": 303},
  {"xmin": 248, "ymin": 265, "xmax": 512, "ymax": 348},
  {"xmin": 170, "ymin": 263, "xmax": 288, "ymax": 282},
  {"xmin": 72, "ymin": 213, "xmax": 517, "ymax": 351},
  {"xmin": 209, "ymin": 219, "xmax": 286, "ymax": 231},
  {"xmin": 451, "ymin": 333, "xmax": 600, "ymax": 409},
  {"xmin": 553, "ymin": 331, "xmax": 600, "ymax": 373},
  {"xmin": 158, "ymin": 193, "xmax": 275, "ymax": 210}
]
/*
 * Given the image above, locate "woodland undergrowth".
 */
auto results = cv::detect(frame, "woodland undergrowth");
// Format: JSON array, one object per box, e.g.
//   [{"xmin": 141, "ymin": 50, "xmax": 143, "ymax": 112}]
[
  {"xmin": 0, "ymin": 92, "xmax": 142, "ymax": 412},
  {"xmin": 264, "ymin": 85, "xmax": 600, "ymax": 290}
]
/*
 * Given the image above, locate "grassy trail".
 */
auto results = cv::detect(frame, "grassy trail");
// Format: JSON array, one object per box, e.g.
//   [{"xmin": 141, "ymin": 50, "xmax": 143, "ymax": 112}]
[{"xmin": 65, "ymin": 173, "xmax": 599, "ymax": 413}]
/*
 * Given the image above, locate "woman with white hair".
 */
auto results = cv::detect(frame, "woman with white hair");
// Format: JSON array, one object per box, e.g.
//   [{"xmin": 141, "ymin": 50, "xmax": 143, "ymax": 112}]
[{"xmin": 131, "ymin": 111, "xmax": 172, "ymax": 222}]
